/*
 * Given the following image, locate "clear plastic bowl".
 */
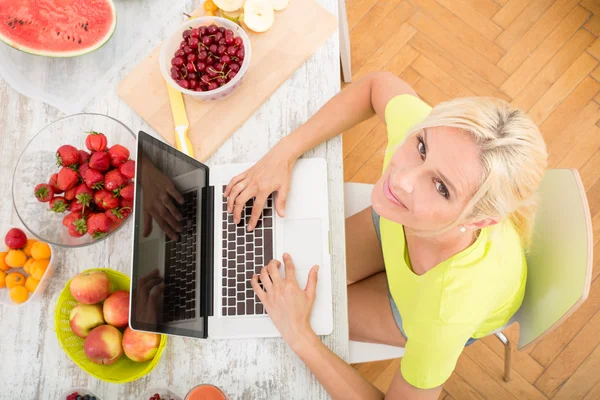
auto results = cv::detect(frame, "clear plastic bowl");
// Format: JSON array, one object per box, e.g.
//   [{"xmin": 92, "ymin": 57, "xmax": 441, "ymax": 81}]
[
  {"xmin": 159, "ymin": 16, "xmax": 252, "ymax": 101},
  {"xmin": 60, "ymin": 387, "xmax": 102, "ymax": 400},
  {"xmin": 0, "ymin": 225, "xmax": 55, "ymax": 307},
  {"xmin": 12, "ymin": 113, "xmax": 137, "ymax": 248},
  {"xmin": 139, "ymin": 387, "xmax": 184, "ymax": 400}
]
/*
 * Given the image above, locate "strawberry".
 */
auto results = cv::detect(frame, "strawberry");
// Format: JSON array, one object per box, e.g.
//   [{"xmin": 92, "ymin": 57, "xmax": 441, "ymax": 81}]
[
  {"xmin": 63, "ymin": 211, "xmax": 87, "ymax": 237},
  {"xmin": 74, "ymin": 184, "xmax": 94, "ymax": 209},
  {"xmin": 87, "ymin": 213, "xmax": 110, "ymax": 238},
  {"xmin": 56, "ymin": 144, "xmax": 81, "ymax": 167},
  {"xmin": 5, "ymin": 228, "xmax": 27, "ymax": 249},
  {"xmin": 119, "ymin": 183, "xmax": 134, "ymax": 202},
  {"xmin": 85, "ymin": 131, "xmax": 108, "ymax": 152},
  {"xmin": 94, "ymin": 189, "xmax": 119, "ymax": 210},
  {"xmin": 34, "ymin": 183, "xmax": 54, "ymax": 202},
  {"xmin": 64, "ymin": 186, "xmax": 77, "ymax": 201},
  {"xmin": 105, "ymin": 208, "xmax": 128, "ymax": 230},
  {"xmin": 49, "ymin": 196, "xmax": 68, "ymax": 213},
  {"xmin": 79, "ymin": 150, "xmax": 91, "ymax": 163},
  {"xmin": 79, "ymin": 162, "xmax": 90, "ymax": 181},
  {"xmin": 85, "ymin": 168, "xmax": 104, "ymax": 190},
  {"xmin": 108, "ymin": 144, "xmax": 130, "ymax": 168},
  {"xmin": 119, "ymin": 160, "xmax": 136, "ymax": 179},
  {"xmin": 105, "ymin": 169, "xmax": 127, "ymax": 192},
  {"xmin": 89, "ymin": 151, "xmax": 110, "ymax": 172},
  {"xmin": 120, "ymin": 198, "xmax": 133, "ymax": 210},
  {"xmin": 48, "ymin": 173, "xmax": 64, "ymax": 194},
  {"xmin": 57, "ymin": 167, "xmax": 79, "ymax": 191},
  {"xmin": 70, "ymin": 201, "xmax": 83, "ymax": 212}
]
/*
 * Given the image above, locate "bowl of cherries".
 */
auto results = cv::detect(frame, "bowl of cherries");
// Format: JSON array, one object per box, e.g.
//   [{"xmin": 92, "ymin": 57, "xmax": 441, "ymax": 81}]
[{"xmin": 159, "ymin": 16, "xmax": 251, "ymax": 101}]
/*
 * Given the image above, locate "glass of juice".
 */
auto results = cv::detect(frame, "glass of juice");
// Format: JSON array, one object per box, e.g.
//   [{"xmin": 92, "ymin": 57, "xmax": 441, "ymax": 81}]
[{"xmin": 185, "ymin": 385, "xmax": 228, "ymax": 400}]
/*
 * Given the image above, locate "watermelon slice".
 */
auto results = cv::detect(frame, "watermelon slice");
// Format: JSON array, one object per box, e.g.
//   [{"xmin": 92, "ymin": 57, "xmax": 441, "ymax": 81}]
[{"xmin": 0, "ymin": 0, "xmax": 117, "ymax": 57}]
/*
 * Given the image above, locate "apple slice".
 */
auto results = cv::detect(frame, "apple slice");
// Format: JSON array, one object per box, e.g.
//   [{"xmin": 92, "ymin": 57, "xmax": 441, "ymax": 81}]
[
  {"xmin": 243, "ymin": 0, "xmax": 275, "ymax": 33},
  {"xmin": 218, "ymin": 8, "xmax": 242, "ymax": 23},
  {"xmin": 269, "ymin": 0, "xmax": 289, "ymax": 11},
  {"xmin": 213, "ymin": 0, "xmax": 244, "ymax": 12}
]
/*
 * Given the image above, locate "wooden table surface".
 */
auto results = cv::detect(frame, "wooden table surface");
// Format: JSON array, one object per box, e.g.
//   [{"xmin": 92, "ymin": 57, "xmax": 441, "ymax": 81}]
[{"xmin": 0, "ymin": 0, "xmax": 346, "ymax": 398}]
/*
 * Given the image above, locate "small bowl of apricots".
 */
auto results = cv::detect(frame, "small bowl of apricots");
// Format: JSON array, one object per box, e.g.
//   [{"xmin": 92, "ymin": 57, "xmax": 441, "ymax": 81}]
[{"xmin": 0, "ymin": 226, "xmax": 54, "ymax": 306}]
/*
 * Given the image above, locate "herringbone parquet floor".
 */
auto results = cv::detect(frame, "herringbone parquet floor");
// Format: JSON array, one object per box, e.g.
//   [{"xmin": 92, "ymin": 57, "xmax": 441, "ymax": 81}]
[{"xmin": 343, "ymin": 0, "xmax": 600, "ymax": 398}]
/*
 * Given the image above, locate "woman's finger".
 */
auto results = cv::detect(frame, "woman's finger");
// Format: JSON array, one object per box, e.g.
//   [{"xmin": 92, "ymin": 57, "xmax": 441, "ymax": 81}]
[
  {"xmin": 143, "ymin": 211, "xmax": 153, "ymax": 237},
  {"xmin": 163, "ymin": 196, "xmax": 183, "ymax": 222},
  {"xmin": 305, "ymin": 265, "xmax": 320, "ymax": 300},
  {"xmin": 227, "ymin": 179, "xmax": 248, "ymax": 214},
  {"xmin": 154, "ymin": 213, "xmax": 178, "ymax": 241},
  {"xmin": 232, "ymin": 187, "xmax": 256, "ymax": 225},
  {"xmin": 266, "ymin": 259, "xmax": 282, "ymax": 284},
  {"xmin": 157, "ymin": 206, "xmax": 182, "ymax": 235},
  {"xmin": 259, "ymin": 266, "xmax": 273, "ymax": 292},
  {"xmin": 275, "ymin": 183, "xmax": 290, "ymax": 218},
  {"xmin": 251, "ymin": 274, "xmax": 267, "ymax": 305},
  {"xmin": 224, "ymin": 172, "xmax": 246, "ymax": 198},
  {"xmin": 247, "ymin": 192, "xmax": 269, "ymax": 231},
  {"xmin": 283, "ymin": 253, "xmax": 297, "ymax": 283},
  {"xmin": 166, "ymin": 182, "xmax": 185, "ymax": 205}
]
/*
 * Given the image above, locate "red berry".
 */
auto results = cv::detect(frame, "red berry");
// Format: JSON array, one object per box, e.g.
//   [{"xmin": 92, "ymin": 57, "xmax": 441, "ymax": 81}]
[
  {"xmin": 78, "ymin": 149, "xmax": 91, "ymax": 163},
  {"xmin": 34, "ymin": 183, "xmax": 54, "ymax": 202},
  {"xmin": 56, "ymin": 144, "xmax": 81, "ymax": 167},
  {"xmin": 182, "ymin": 29, "xmax": 192, "ymax": 38},
  {"xmin": 119, "ymin": 183, "xmax": 134, "ymax": 201},
  {"xmin": 234, "ymin": 36, "xmax": 243, "ymax": 46},
  {"xmin": 208, "ymin": 24, "xmax": 218, "ymax": 34},
  {"xmin": 79, "ymin": 162, "xmax": 90, "ymax": 180},
  {"xmin": 179, "ymin": 80, "xmax": 190, "ymax": 89},
  {"xmin": 94, "ymin": 189, "xmax": 119, "ymax": 210},
  {"xmin": 89, "ymin": 151, "xmax": 111, "ymax": 172},
  {"xmin": 107, "ymin": 145, "xmax": 130, "ymax": 168},
  {"xmin": 48, "ymin": 173, "xmax": 64, "ymax": 194},
  {"xmin": 105, "ymin": 169, "xmax": 127, "ymax": 192},
  {"xmin": 49, "ymin": 196, "xmax": 68, "ymax": 213},
  {"xmin": 87, "ymin": 212, "xmax": 110, "ymax": 238},
  {"xmin": 4, "ymin": 228, "xmax": 27, "ymax": 249},
  {"xmin": 191, "ymin": 28, "xmax": 200, "ymax": 38},
  {"xmin": 85, "ymin": 131, "xmax": 108, "ymax": 152},
  {"xmin": 85, "ymin": 168, "xmax": 105, "ymax": 190},
  {"xmin": 64, "ymin": 186, "xmax": 77, "ymax": 201},
  {"xmin": 202, "ymin": 36, "xmax": 212, "ymax": 46},
  {"xmin": 119, "ymin": 160, "xmax": 136, "ymax": 179},
  {"xmin": 225, "ymin": 35, "xmax": 234, "ymax": 45}
]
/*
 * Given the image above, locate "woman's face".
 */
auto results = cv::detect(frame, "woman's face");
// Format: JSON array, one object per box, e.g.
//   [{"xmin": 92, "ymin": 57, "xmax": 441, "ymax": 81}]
[{"xmin": 372, "ymin": 126, "xmax": 483, "ymax": 233}]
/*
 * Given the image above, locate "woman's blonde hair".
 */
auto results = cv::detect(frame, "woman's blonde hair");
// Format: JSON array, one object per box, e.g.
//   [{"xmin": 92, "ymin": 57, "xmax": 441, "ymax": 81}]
[{"xmin": 405, "ymin": 97, "xmax": 548, "ymax": 249}]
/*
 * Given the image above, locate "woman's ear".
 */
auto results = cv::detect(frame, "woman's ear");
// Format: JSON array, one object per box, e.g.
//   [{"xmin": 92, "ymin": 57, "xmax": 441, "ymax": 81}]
[{"xmin": 463, "ymin": 217, "xmax": 500, "ymax": 232}]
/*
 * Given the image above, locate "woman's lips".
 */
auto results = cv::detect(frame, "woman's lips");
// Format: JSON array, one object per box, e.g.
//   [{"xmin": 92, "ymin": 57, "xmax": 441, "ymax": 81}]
[{"xmin": 383, "ymin": 177, "xmax": 407, "ymax": 209}]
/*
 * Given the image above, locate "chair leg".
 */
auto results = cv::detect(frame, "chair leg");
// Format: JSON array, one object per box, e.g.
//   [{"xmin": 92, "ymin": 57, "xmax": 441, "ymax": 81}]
[
  {"xmin": 495, "ymin": 331, "xmax": 512, "ymax": 382},
  {"xmin": 338, "ymin": 0, "xmax": 352, "ymax": 83}
]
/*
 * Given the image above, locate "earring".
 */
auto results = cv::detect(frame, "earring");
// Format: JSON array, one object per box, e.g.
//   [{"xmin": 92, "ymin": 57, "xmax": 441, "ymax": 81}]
[{"xmin": 460, "ymin": 226, "xmax": 466, "ymax": 233}]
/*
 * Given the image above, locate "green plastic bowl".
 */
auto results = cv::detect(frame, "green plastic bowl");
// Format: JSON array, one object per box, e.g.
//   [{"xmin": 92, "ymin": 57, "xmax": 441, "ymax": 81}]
[{"xmin": 54, "ymin": 268, "xmax": 167, "ymax": 383}]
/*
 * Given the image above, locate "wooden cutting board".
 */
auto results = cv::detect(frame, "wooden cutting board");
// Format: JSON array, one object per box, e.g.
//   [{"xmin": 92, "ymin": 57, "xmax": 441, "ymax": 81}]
[{"xmin": 117, "ymin": 0, "xmax": 337, "ymax": 162}]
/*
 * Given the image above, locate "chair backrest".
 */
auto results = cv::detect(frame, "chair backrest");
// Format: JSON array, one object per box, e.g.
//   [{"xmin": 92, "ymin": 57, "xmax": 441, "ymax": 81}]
[{"xmin": 512, "ymin": 169, "xmax": 593, "ymax": 350}]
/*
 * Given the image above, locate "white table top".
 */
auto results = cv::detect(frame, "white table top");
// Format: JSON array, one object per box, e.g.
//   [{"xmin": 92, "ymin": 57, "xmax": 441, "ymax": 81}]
[{"xmin": 0, "ymin": 0, "xmax": 347, "ymax": 398}]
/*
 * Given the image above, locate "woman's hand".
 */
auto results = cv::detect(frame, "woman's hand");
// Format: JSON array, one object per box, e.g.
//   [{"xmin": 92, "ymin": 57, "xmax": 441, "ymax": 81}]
[
  {"xmin": 251, "ymin": 254, "xmax": 319, "ymax": 346},
  {"xmin": 141, "ymin": 157, "xmax": 185, "ymax": 241},
  {"xmin": 224, "ymin": 142, "xmax": 297, "ymax": 231}
]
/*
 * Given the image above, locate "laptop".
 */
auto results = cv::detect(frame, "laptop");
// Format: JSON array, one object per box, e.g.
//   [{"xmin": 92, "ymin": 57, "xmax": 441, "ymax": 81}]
[{"xmin": 129, "ymin": 131, "xmax": 333, "ymax": 339}]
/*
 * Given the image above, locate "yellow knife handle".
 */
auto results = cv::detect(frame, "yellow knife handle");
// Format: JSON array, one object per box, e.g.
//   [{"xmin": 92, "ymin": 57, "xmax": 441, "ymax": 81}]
[{"xmin": 175, "ymin": 127, "xmax": 195, "ymax": 158}]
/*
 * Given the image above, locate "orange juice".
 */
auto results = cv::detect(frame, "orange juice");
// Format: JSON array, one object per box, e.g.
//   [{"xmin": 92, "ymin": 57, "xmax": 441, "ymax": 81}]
[{"xmin": 185, "ymin": 385, "xmax": 228, "ymax": 400}]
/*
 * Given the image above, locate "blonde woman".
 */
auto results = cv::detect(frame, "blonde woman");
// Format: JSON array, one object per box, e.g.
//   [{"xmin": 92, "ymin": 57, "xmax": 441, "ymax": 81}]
[{"xmin": 224, "ymin": 72, "xmax": 547, "ymax": 399}]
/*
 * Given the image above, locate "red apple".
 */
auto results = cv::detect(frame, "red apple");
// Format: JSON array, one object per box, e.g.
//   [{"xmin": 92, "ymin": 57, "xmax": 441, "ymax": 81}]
[
  {"xmin": 122, "ymin": 327, "xmax": 160, "ymax": 362},
  {"xmin": 69, "ymin": 303, "xmax": 105, "ymax": 338},
  {"xmin": 70, "ymin": 271, "xmax": 111, "ymax": 304},
  {"xmin": 5, "ymin": 228, "xmax": 27, "ymax": 249},
  {"xmin": 84, "ymin": 325, "xmax": 123, "ymax": 365},
  {"xmin": 103, "ymin": 290, "xmax": 130, "ymax": 328}
]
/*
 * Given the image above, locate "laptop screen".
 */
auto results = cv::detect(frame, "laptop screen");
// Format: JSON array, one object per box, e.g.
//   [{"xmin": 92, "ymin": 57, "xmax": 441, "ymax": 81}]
[{"xmin": 130, "ymin": 131, "xmax": 211, "ymax": 338}]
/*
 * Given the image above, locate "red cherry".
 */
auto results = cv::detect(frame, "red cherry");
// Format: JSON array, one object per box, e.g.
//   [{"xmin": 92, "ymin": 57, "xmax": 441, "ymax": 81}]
[
  {"xmin": 198, "ymin": 50, "xmax": 208, "ymax": 60},
  {"xmin": 209, "ymin": 44, "xmax": 218, "ymax": 53},
  {"xmin": 187, "ymin": 53, "xmax": 197, "ymax": 63},
  {"xmin": 215, "ymin": 32, "xmax": 223, "ymax": 41},
  {"xmin": 217, "ymin": 45, "xmax": 226, "ymax": 55},
  {"xmin": 208, "ymin": 24, "xmax": 218, "ymax": 34},
  {"xmin": 178, "ymin": 80, "xmax": 190, "ymax": 89},
  {"xmin": 234, "ymin": 37, "xmax": 243, "ymax": 46},
  {"xmin": 191, "ymin": 28, "xmax": 200, "ymax": 38},
  {"xmin": 229, "ymin": 71, "xmax": 237, "ymax": 80},
  {"xmin": 227, "ymin": 46, "xmax": 237, "ymax": 56},
  {"xmin": 196, "ymin": 62, "xmax": 207, "ymax": 72},
  {"xmin": 172, "ymin": 57, "xmax": 184, "ymax": 67},
  {"xmin": 189, "ymin": 80, "xmax": 199, "ymax": 89},
  {"xmin": 202, "ymin": 36, "xmax": 212, "ymax": 45},
  {"xmin": 229, "ymin": 63, "xmax": 240, "ymax": 72},
  {"xmin": 221, "ymin": 55, "xmax": 231, "ymax": 64},
  {"xmin": 208, "ymin": 82, "xmax": 219, "ymax": 91},
  {"xmin": 182, "ymin": 29, "xmax": 192, "ymax": 38},
  {"xmin": 225, "ymin": 35, "xmax": 234, "ymax": 45}
]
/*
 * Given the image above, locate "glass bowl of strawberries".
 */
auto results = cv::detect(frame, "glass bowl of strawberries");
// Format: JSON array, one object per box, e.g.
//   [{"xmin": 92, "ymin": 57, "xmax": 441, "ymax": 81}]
[{"xmin": 12, "ymin": 113, "xmax": 137, "ymax": 248}]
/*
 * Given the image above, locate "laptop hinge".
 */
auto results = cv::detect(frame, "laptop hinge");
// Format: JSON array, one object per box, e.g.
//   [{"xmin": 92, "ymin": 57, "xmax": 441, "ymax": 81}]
[{"xmin": 201, "ymin": 184, "xmax": 214, "ymax": 337}]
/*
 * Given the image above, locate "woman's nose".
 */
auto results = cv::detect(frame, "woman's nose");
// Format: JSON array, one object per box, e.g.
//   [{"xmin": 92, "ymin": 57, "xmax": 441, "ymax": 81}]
[{"xmin": 392, "ymin": 169, "xmax": 416, "ymax": 194}]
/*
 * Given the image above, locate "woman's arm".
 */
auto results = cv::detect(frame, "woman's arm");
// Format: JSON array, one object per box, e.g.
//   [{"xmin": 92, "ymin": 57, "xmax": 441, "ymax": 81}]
[
  {"xmin": 280, "ymin": 71, "xmax": 418, "ymax": 159},
  {"xmin": 252, "ymin": 255, "xmax": 442, "ymax": 400},
  {"xmin": 224, "ymin": 72, "xmax": 416, "ymax": 229}
]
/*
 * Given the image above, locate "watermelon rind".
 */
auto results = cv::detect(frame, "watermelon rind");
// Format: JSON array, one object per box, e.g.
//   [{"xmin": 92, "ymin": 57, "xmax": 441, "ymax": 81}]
[{"xmin": 0, "ymin": 0, "xmax": 117, "ymax": 58}]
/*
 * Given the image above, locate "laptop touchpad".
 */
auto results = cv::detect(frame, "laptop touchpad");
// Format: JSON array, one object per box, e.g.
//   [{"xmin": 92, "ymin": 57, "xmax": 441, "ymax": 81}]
[{"xmin": 283, "ymin": 218, "xmax": 322, "ymax": 288}]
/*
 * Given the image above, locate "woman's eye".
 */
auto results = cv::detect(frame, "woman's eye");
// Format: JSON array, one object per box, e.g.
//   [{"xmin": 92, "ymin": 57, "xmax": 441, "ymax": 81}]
[
  {"xmin": 436, "ymin": 181, "xmax": 449, "ymax": 199},
  {"xmin": 417, "ymin": 138, "xmax": 426, "ymax": 157}
]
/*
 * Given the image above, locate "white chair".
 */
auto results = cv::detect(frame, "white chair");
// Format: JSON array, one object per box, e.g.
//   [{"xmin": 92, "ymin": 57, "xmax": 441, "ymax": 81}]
[{"xmin": 345, "ymin": 169, "xmax": 593, "ymax": 382}]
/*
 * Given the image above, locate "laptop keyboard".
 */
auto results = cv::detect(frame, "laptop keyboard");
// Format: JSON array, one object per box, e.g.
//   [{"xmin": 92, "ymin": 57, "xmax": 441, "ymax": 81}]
[
  {"xmin": 221, "ymin": 186, "xmax": 274, "ymax": 317},
  {"xmin": 162, "ymin": 190, "xmax": 198, "ymax": 323}
]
